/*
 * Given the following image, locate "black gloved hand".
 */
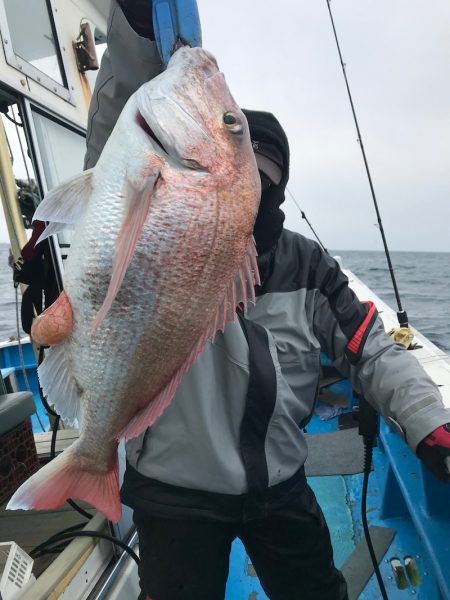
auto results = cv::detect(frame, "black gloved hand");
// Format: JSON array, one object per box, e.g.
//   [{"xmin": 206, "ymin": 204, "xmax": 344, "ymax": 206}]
[
  {"xmin": 416, "ymin": 423, "xmax": 450, "ymax": 482},
  {"xmin": 118, "ymin": 0, "xmax": 154, "ymax": 39}
]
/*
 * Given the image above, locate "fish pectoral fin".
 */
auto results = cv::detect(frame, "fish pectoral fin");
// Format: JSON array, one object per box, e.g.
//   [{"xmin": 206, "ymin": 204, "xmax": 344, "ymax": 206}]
[
  {"xmin": 38, "ymin": 343, "xmax": 81, "ymax": 426},
  {"xmin": 6, "ymin": 445, "xmax": 121, "ymax": 523},
  {"xmin": 91, "ymin": 166, "xmax": 160, "ymax": 332},
  {"xmin": 33, "ymin": 169, "xmax": 94, "ymax": 242}
]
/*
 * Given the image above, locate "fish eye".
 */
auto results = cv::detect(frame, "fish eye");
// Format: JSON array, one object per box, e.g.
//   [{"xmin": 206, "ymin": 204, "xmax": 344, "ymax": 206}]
[{"xmin": 223, "ymin": 112, "xmax": 243, "ymax": 134}]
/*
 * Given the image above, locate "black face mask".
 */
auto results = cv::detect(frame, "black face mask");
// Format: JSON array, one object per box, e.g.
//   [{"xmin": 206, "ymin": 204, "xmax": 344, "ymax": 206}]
[
  {"xmin": 241, "ymin": 110, "xmax": 290, "ymax": 277},
  {"xmin": 253, "ymin": 185, "xmax": 285, "ymax": 256}
]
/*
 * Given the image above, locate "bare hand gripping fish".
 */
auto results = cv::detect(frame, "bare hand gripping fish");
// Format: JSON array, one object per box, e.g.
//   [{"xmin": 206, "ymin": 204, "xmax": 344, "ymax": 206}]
[{"xmin": 7, "ymin": 47, "xmax": 261, "ymax": 522}]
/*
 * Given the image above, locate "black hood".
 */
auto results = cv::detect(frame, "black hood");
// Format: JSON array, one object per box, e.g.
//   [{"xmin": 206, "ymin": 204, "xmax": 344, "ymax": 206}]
[{"xmin": 242, "ymin": 109, "xmax": 290, "ymax": 256}]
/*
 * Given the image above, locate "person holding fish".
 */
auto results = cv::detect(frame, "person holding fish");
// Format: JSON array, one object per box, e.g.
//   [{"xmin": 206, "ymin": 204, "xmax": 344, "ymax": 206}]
[{"xmin": 8, "ymin": 1, "xmax": 450, "ymax": 599}]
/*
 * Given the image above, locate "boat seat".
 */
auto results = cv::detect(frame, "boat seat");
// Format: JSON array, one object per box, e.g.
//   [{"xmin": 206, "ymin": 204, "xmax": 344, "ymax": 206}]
[{"xmin": 0, "ymin": 392, "xmax": 36, "ymax": 436}]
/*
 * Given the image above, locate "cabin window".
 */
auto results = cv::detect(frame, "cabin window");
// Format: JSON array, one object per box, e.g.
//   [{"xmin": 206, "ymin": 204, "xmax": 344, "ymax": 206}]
[
  {"xmin": 0, "ymin": 0, "xmax": 68, "ymax": 98},
  {"xmin": 29, "ymin": 107, "xmax": 86, "ymax": 254},
  {"xmin": 31, "ymin": 109, "xmax": 85, "ymax": 190}
]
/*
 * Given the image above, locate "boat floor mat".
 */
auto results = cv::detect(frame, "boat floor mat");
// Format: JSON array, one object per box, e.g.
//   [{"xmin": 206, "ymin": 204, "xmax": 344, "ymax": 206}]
[
  {"xmin": 305, "ymin": 428, "xmax": 367, "ymax": 476},
  {"xmin": 341, "ymin": 525, "xmax": 396, "ymax": 600}
]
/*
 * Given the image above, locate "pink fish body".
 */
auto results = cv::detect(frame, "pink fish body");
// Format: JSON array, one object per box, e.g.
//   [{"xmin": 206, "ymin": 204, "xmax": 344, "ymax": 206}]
[{"xmin": 7, "ymin": 47, "xmax": 261, "ymax": 522}]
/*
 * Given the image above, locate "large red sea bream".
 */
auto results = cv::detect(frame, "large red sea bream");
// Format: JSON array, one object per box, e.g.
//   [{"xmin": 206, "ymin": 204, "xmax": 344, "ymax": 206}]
[{"xmin": 7, "ymin": 47, "xmax": 261, "ymax": 522}]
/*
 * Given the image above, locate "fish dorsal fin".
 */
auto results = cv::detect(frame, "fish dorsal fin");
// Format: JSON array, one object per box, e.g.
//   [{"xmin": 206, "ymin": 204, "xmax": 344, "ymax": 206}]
[
  {"xmin": 33, "ymin": 169, "xmax": 94, "ymax": 242},
  {"xmin": 199, "ymin": 238, "xmax": 260, "ymax": 344},
  {"xmin": 38, "ymin": 344, "xmax": 81, "ymax": 426},
  {"xmin": 91, "ymin": 166, "xmax": 160, "ymax": 331},
  {"xmin": 117, "ymin": 239, "xmax": 260, "ymax": 441},
  {"xmin": 219, "ymin": 238, "xmax": 260, "ymax": 334}
]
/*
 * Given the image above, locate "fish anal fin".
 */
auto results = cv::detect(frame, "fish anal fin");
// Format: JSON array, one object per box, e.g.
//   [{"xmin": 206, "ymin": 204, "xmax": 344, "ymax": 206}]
[
  {"xmin": 31, "ymin": 290, "xmax": 73, "ymax": 346},
  {"xmin": 38, "ymin": 343, "xmax": 81, "ymax": 425},
  {"xmin": 91, "ymin": 167, "xmax": 160, "ymax": 331},
  {"xmin": 6, "ymin": 446, "xmax": 121, "ymax": 523}
]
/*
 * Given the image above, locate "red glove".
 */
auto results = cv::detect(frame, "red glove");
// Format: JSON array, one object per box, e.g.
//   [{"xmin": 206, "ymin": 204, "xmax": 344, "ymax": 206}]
[{"xmin": 417, "ymin": 424, "xmax": 450, "ymax": 482}]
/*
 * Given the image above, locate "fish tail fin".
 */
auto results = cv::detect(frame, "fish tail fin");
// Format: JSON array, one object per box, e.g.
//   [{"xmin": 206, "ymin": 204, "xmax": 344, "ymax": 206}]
[{"xmin": 6, "ymin": 445, "xmax": 121, "ymax": 522}]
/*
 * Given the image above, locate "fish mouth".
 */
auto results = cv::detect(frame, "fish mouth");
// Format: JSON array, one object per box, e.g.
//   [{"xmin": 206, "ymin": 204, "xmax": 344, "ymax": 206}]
[{"xmin": 136, "ymin": 111, "xmax": 168, "ymax": 155}]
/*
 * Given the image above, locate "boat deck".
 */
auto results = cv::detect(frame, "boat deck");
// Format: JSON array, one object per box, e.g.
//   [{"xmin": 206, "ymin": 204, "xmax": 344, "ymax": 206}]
[
  {"xmin": 0, "ymin": 498, "xmax": 95, "ymax": 579},
  {"xmin": 225, "ymin": 405, "xmax": 449, "ymax": 600}
]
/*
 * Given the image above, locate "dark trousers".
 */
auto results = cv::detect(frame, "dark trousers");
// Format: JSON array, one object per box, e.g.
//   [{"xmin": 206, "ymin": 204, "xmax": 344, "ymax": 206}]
[{"xmin": 134, "ymin": 483, "xmax": 348, "ymax": 600}]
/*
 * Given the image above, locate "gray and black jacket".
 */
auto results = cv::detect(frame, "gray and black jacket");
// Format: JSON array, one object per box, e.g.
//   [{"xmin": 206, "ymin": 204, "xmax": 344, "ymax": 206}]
[
  {"xmin": 121, "ymin": 229, "xmax": 450, "ymax": 520},
  {"xmin": 88, "ymin": 2, "xmax": 450, "ymax": 521}
]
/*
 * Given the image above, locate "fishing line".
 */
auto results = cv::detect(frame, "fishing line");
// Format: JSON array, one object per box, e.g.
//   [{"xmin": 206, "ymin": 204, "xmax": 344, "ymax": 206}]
[
  {"xmin": 286, "ymin": 187, "xmax": 328, "ymax": 254},
  {"xmin": 325, "ymin": 0, "xmax": 408, "ymax": 329},
  {"xmin": 10, "ymin": 105, "xmax": 37, "ymax": 197}
]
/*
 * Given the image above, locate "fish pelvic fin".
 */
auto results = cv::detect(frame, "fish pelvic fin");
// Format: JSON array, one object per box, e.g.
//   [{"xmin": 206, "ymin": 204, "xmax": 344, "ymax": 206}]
[
  {"xmin": 33, "ymin": 169, "xmax": 94, "ymax": 243},
  {"xmin": 118, "ymin": 239, "xmax": 260, "ymax": 442},
  {"xmin": 38, "ymin": 343, "xmax": 81, "ymax": 426},
  {"xmin": 91, "ymin": 165, "xmax": 160, "ymax": 332},
  {"xmin": 6, "ymin": 445, "xmax": 121, "ymax": 523}
]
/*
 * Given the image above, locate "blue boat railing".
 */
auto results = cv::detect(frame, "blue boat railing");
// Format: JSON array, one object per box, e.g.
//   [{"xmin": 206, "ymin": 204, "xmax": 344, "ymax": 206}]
[{"xmin": 0, "ymin": 339, "xmax": 50, "ymax": 431}]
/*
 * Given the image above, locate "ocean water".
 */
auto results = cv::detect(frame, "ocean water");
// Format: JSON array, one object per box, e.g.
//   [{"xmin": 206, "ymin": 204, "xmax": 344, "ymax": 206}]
[
  {"xmin": 0, "ymin": 243, "xmax": 449, "ymax": 352},
  {"xmin": 336, "ymin": 250, "xmax": 450, "ymax": 353},
  {"xmin": 0, "ymin": 243, "xmax": 22, "ymax": 342}
]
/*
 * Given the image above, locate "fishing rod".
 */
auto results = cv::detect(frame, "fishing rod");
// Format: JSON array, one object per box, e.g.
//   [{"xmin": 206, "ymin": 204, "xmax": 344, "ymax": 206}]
[
  {"xmin": 326, "ymin": 0, "xmax": 408, "ymax": 329},
  {"xmin": 325, "ymin": 4, "xmax": 404, "ymax": 599},
  {"xmin": 286, "ymin": 187, "xmax": 329, "ymax": 254}
]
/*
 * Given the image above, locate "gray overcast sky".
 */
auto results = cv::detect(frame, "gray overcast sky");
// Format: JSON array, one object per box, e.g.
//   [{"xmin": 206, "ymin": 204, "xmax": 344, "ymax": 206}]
[
  {"xmin": 1, "ymin": 0, "xmax": 449, "ymax": 251},
  {"xmin": 197, "ymin": 0, "xmax": 450, "ymax": 252}
]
